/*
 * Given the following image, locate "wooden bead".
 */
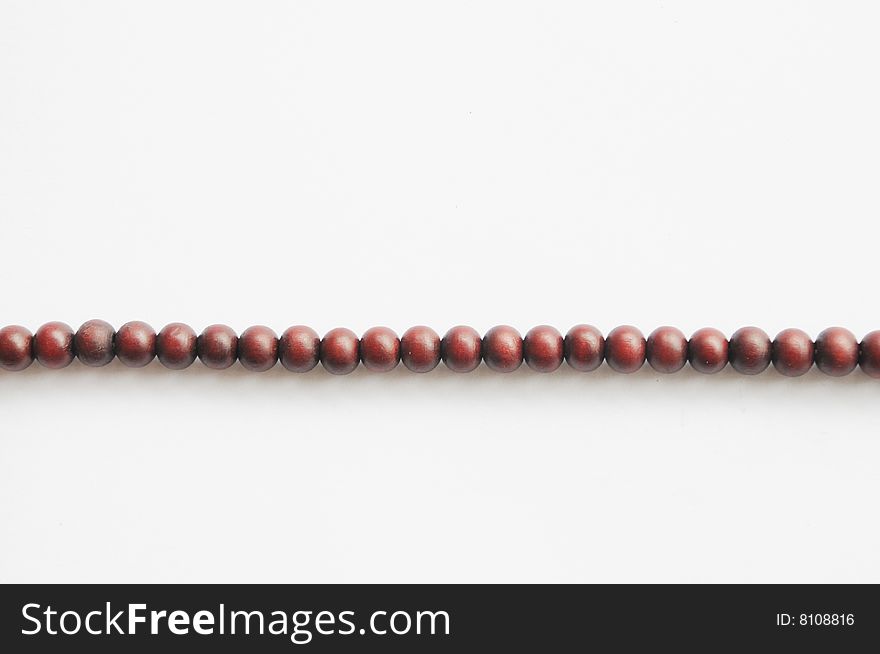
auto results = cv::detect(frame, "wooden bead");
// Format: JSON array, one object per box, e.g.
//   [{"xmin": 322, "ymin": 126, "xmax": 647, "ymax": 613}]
[
  {"xmin": 156, "ymin": 322, "xmax": 197, "ymax": 370},
  {"xmin": 34, "ymin": 321, "xmax": 75, "ymax": 369},
  {"xmin": 12, "ymin": 318, "xmax": 880, "ymax": 384},
  {"xmin": 771, "ymin": 328, "xmax": 813, "ymax": 377},
  {"xmin": 564, "ymin": 324, "xmax": 604, "ymax": 372},
  {"xmin": 729, "ymin": 326, "xmax": 771, "ymax": 375},
  {"xmin": 605, "ymin": 325, "xmax": 646, "ymax": 373},
  {"xmin": 400, "ymin": 326, "xmax": 441, "ymax": 373},
  {"xmin": 75, "ymin": 319, "xmax": 115, "ymax": 367},
  {"xmin": 523, "ymin": 325, "xmax": 563, "ymax": 373},
  {"xmin": 321, "ymin": 327, "xmax": 360, "ymax": 375},
  {"xmin": 483, "ymin": 325, "xmax": 523, "ymax": 373},
  {"xmin": 815, "ymin": 327, "xmax": 858, "ymax": 377},
  {"xmin": 238, "ymin": 325, "xmax": 278, "ymax": 372},
  {"xmin": 0, "ymin": 325, "xmax": 34, "ymax": 371},
  {"xmin": 688, "ymin": 328, "xmax": 728, "ymax": 374},
  {"xmin": 115, "ymin": 321, "xmax": 157, "ymax": 368},
  {"xmin": 360, "ymin": 327, "xmax": 400, "ymax": 372},
  {"xmin": 441, "ymin": 326, "xmax": 482, "ymax": 373},
  {"xmin": 197, "ymin": 324, "xmax": 238, "ymax": 370},
  {"xmin": 646, "ymin": 326, "xmax": 687, "ymax": 374},
  {"xmin": 279, "ymin": 325, "xmax": 320, "ymax": 373},
  {"xmin": 859, "ymin": 331, "xmax": 880, "ymax": 379}
]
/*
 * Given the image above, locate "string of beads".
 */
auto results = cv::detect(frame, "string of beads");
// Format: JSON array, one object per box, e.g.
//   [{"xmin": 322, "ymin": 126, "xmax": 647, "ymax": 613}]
[{"xmin": 1, "ymin": 321, "xmax": 880, "ymax": 378}]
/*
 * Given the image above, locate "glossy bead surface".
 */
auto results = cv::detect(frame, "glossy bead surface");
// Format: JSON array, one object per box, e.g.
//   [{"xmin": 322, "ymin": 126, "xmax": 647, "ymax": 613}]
[
  {"xmin": 279, "ymin": 325, "xmax": 320, "ymax": 373},
  {"xmin": 400, "ymin": 326, "xmax": 441, "ymax": 373},
  {"xmin": 115, "ymin": 321, "xmax": 157, "ymax": 368},
  {"xmin": 321, "ymin": 328, "xmax": 360, "ymax": 375},
  {"xmin": 238, "ymin": 325, "xmax": 278, "ymax": 372},
  {"xmin": 646, "ymin": 326, "xmax": 687, "ymax": 374},
  {"xmin": 688, "ymin": 328, "xmax": 728, "ymax": 374},
  {"xmin": 34, "ymin": 321, "xmax": 75, "ymax": 369},
  {"xmin": 482, "ymin": 325, "xmax": 523, "ymax": 373},
  {"xmin": 771, "ymin": 328, "xmax": 813, "ymax": 377},
  {"xmin": 197, "ymin": 324, "xmax": 238, "ymax": 370},
  {"xmin": 441, "ymin": 326, "xmax": 482, "ymax": 373},
  {"xmin": 605, "ymin": 325, "xmax": 646, "ymax": 374},
  {"xmin": 858, "ymin": 331, "xmax": 880, "ymax": 379},
  {"xmin": 156, "ymin": 322, "xmax": 197, "ymax": 370},
  {"xmin": 360, "ymin": 327, "xmax": 400, "ymax": 372},
  {"xmin": 523, "ymin": 325, "xmax": 563, "ymax": 373},
  {"xmin": 0, "ymin": 325, "xmax": 34, "ymax": 371},
  {"xmin": 814, "ymin": 327, "xmax": 858, "ymax": 377},
  {"xmin": 564, "ymin": 324, "xmax": 604, "ymax": 372},
  {"xmin": 75, "ymin": 319, "xmax": 115, "ymax": 367},
  {"xmin": 728, "ymin": 326, "xmax": 771, "ymax": 375}
]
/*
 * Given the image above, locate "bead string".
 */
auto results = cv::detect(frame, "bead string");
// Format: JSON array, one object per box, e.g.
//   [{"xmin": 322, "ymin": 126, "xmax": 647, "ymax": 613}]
[{"xmin": 1, "ymin": 322, "xmax": 878, "ymax": 378}]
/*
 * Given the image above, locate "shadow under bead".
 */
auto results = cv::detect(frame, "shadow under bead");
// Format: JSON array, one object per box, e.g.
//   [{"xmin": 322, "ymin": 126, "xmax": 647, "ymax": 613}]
[
  {"xmin": 0, "ymin": 325, "xmax": 34, "ymax": 371},
  {"xmin": 771, "ymin": 328, "xmax": 813, "ymax": 377},
  {"xmin": 279, "ymin": 325, "xmax": 320, "ymax": 373},
  {"xmin": 238, "ymin": 325, "xmax": 278, "ymax": 372},
  {"xmin": 400, "ymin": 326, "xmax": 441, "ymax": 373},
  {"xmin": 482, "ymin": 325, "xmax": 523, "ymax": 373},
  {"xmin": 646, "ymin": 326, "xmax": 687, "ymax": 374},
  {"xmin": 523, "ymin": 325, "xmax": 563, "ymax": 373},
  {"xmin": 605, "ymin": 325, "xmax": 646, "ymax": 373},
  {"xmin": 441, "ymin": 325, "xmax": 482, "ymax": 373},
  {"xmin": 157, "ymin": 322, "xmax": 198, "ymax": 370},
  {"xmin": 728, "ymin": 326, "xmax": 771, "ymax": 375},
  {"xmin": 197, "ymin": 324, "xmax": 238, "ymax": 370},
  {"xmin": 75, "ymin": 319, "xmax": 115, "ymax": 367},
  {"xmin": 814, "ymin": 327, "xmax": 858, "ymax": 377},
  {"xmin": 321, "ymin": 327, "xmax": 360, "ymax": 375}
]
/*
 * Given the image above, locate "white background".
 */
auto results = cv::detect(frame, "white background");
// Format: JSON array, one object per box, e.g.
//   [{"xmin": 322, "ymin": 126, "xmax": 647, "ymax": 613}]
[{"xmin": 1, "ymin": 1, "xmax": 879, "ymax": 583}]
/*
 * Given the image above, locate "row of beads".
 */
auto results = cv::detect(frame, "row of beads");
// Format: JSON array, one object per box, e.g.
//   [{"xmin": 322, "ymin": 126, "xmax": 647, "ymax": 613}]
[{"xmin": 1, "ymin": 322, "xmax": 879, "ymax": 377}]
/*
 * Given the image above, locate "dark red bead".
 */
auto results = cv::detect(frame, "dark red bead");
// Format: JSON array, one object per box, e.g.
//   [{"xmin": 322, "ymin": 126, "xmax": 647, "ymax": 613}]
[
  {"xmin": 279, "ymin": 325, "xmax": 321, "ymax": 373},
  {"xmin": 771, "ymin": 328, "xmax": 813, "ymax": 377},
  {"xmin": 75, "ymin": 319, "xmax": 115, "ymax": 367},
  {"xmin": 646, "ymin": 326, "xmax": 687, "ymax": 374},
  {"xmin": 483, "ymin": 325, "xmax": 523, "ymax": 373},
  {"xmin": 688, "ymin": 328, "xmax": 728, "ymax": 374},
  {"xmin": 321, "ymin": 328, "xmax": 360, "ymax": 375},
  {"xmin": 360, "ymin": 327, "xmax": 400, "ymax": 372},
  {"xmin": 156, "ymin": 322, "xmax": 197, "ymax": 370},
  {"xmin": 0, "ymin": 325, "xmax": 34, "ymax": 371},
  {"xmin": 197, "ymin": 324, "xmax": 238, "ymax": 370},
  {"xmin": 238, "ymin": 325, "xmax": 278, "ymax": 372},
  {"xmin": 564, "ymin": 324, "xmax": 604, "ymax": 372},
  {"xmin": 859, "ymin": 331, "xmax": 880, "ymax": 379},
  {"xmin": 605, "ymin": 325, "xmax": 646, "ymax": 374},
  {"xmin": 441, "ymin": 326, "xmax": 482, "ymax": 373},
  {"xmin": 523, "ymin": 325, "xmax": 563, "ymax": 373},
  {"xmin": 34, "ymin": 321, "xmax": 75, "ymax": 369},
  {"xmin": 729, "ymin": 326, "xmax": 771, "ymax": 375},
  {"xmin": 115, "ymin": 321, "xmax": 156, "ymax": 368},
  {"xmin": 400, "ymin": 326, "xmax": 441, "ymax": 373},
  {"xmin": 814, "ymin": 327, "xmax": 858, "ymax": 377}
]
